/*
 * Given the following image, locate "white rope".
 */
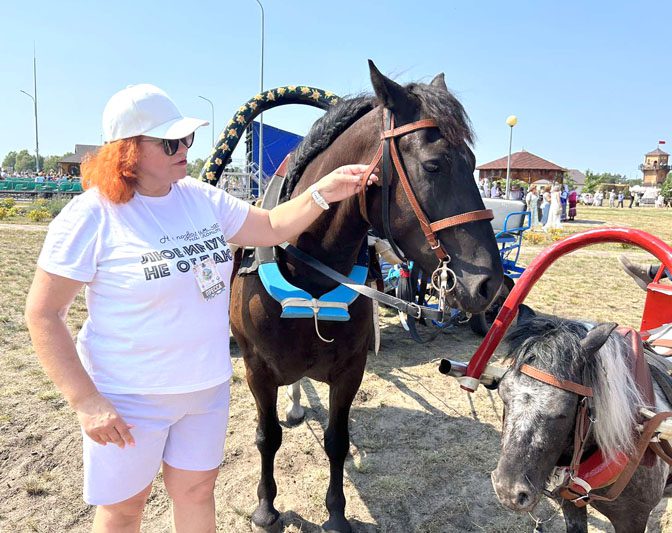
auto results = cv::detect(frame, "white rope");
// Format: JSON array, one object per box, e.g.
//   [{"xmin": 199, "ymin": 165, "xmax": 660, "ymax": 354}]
[{"xmin": 281, "ymin": 298, "xmax": 340, "ymax": 343}]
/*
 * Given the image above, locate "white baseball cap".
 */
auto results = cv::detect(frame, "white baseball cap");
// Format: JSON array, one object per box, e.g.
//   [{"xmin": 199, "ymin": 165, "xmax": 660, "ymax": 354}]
[{"xmin": 102, "ymin": 84, "xmax": 209, "ymax": 143}]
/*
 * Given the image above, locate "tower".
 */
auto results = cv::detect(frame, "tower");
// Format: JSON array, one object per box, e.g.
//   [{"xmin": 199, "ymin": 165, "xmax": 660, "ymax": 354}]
[{"xmin": 640, "ymin": 144, "xmax": 669, "ymax": 186}]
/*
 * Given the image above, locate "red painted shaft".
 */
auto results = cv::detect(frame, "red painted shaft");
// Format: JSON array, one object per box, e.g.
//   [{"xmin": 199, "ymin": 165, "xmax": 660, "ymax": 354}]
[{"xmin": 462, "ymin": 227, "xmax": 672, "ymax": 392}]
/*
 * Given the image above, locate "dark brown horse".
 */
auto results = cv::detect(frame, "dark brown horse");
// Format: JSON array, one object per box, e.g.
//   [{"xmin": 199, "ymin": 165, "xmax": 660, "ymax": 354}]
[{"xmin": 230, "ymin": 61, "xmax": 503, "ymax": 532}]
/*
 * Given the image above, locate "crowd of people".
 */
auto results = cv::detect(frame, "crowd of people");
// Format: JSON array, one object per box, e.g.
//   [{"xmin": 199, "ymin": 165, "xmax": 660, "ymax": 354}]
[
  {"xmin": 477, "ymin": 178, "xmax": 578, "ymax": 231},
  {"xmin": 0, "ymin": 168, "xmax": 78, "ymax": 182},
  {"xmin": 478, "ymin": 176, "xmax": 670, "ymax": 233}
]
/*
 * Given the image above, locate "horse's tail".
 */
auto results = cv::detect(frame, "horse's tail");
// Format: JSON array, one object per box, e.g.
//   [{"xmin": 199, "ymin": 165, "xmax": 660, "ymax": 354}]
[{"xmin": 199, "ymin": 87, "xmax": 341, "ymax": 186}]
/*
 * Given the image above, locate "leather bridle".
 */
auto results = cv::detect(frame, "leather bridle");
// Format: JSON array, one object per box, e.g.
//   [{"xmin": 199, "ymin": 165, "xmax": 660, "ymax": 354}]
[
  {"xmin": 357, "ymin": 108, "xmax": 494, "ymax": 264},
  {"xmin": 515, "ymin": 360, "xmax": 672, "ymax": 507}
]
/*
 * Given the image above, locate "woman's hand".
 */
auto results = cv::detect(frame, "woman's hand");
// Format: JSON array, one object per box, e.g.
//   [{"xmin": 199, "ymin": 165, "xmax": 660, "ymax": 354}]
[
  {"xmin": 74, "ymin": 392, "xmax": 135, "ymax": 448},
  {"xmin": 314, "ymin": 164, "xmax": 378, "ymax": 204}
]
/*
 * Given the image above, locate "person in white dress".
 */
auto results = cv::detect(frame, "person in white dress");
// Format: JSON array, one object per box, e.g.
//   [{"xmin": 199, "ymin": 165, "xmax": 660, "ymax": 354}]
[
  {"xmin": 544, "ymin": 184, "xmax": 563, "ymax": 231},
  {"xmin": 525, "ymin": 184, "xmax": 539, "ymax": 227}
]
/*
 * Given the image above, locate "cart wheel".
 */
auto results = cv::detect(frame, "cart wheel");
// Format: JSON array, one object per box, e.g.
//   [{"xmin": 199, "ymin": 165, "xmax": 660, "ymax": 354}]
[{"xmin": 469, "ymin": 275, "xmax": 516, "ymax": 336}]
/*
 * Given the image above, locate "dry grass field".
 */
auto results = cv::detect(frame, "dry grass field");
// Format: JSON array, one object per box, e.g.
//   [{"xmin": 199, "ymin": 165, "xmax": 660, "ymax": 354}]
[{"xmin": 1, "ymin": 205, "xmax": 672, "ymax": 532}]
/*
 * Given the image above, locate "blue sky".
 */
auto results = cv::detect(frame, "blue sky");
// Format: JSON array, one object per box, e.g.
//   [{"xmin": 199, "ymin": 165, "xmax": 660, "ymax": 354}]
[{"xmin": 2, "ymin": 0, "xmax": 670, "ymax": 178}]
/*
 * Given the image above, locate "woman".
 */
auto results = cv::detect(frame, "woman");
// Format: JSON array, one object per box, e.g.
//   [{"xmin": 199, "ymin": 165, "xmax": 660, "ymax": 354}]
[
  {"xmin": 560, "ymin": 185, "xmax": 568, "ymax": 221},
  {"xmin": 544, "ymin": 184, "xmax": 563, "ymax": 231},
  {"xmin": 525, "ymin": 184, "xmax": 539, "ymax": 227},
  {"xmin": 24, "ymin": 84, "xmax": 377, "ymax": 532},
  {"xmin": 540, "ymin": 186, "xmax": 551, "ymax": 226},
  {"xmin": 568, "ymin": 188, "xmax": 578, "ymax": 221}
]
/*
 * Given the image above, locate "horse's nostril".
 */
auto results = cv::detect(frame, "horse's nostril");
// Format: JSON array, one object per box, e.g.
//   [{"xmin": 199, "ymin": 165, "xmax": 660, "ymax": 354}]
[
  {"xmin": 478, "ymin": 276, "xmax": 492, "ymax": 300},
  {"xmin": 515, "ymin": 491, "xmax": 530, "ymax": 507}
]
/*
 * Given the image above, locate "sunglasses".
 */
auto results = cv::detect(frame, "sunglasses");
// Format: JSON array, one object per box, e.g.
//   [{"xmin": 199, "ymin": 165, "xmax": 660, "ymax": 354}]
[{"xmin": 141, "ymin": 132, "xmax": 195, "ymax": 156}]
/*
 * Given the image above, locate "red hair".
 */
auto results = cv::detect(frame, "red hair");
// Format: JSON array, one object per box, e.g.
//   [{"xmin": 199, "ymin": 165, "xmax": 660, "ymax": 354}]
[{"xmin": 81, "ymin": 137, "xmax": 140, "ymax": 204}]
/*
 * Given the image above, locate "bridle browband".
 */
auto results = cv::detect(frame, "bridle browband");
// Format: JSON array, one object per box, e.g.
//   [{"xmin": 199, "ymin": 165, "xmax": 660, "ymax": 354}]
[{"xmin": 357, "ymin": 108, "xmax": 494, "ymax": 263}]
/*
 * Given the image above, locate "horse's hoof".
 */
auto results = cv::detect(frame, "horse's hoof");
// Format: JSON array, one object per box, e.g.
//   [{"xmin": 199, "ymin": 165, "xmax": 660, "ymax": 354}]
[
  {"xmin": 285, "ymin": 408, "xmax": 305, "ymax": 426},
  {"xmin": 322, "ymin": 516, "xmax": 352, "ymax": 533},
  {"xmin": 251, "ymin": 517, "xmax": 282, "ymax": 533},
  {"xmin": 251, "ymin": 508, "xmax": 282, "ymax": 533}
]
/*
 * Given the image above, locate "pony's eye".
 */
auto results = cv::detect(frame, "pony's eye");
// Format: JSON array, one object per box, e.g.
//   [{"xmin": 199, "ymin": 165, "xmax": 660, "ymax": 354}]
[{"xmin": 422, "ymin": 160, "xmax": 440, "ymax": 173}]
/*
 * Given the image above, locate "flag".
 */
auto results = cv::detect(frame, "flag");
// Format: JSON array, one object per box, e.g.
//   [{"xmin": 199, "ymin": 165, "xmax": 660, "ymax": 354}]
[{"xmin": 659, "ymin": 140, "xmax": 666, "ymax": 144}]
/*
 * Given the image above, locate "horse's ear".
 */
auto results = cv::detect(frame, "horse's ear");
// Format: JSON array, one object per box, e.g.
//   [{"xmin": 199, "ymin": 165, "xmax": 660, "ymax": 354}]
[
  {"xmin": 430, "ymin": 73, "xmax": 448, "ymax": 92},
  {"xmin": 516, "ymin": 304, "xmax": 536, "ymax": 324},
  {"xmin": 368, "ymin": 59, "xmax": 413, "ymax": 111},
  {"xmin": 580, "ymin": 323, "xmax": 618, "ymax": 356}
]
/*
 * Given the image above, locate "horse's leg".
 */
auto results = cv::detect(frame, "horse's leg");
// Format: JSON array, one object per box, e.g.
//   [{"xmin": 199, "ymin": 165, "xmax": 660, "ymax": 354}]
[
  {"xmin": 247, "ymin": 370, "xmax": 283, "ymax": 533},
  {"xmin": 560, "ymin": 502, "xmax": 587, "ymax": 533},
  {"xmin": 322, "ymin": 367, "xmax": 364, "ymax": 533},
  {"xmin": 285, "ymin": 381, "xmax": 305, "ymax": 426}
]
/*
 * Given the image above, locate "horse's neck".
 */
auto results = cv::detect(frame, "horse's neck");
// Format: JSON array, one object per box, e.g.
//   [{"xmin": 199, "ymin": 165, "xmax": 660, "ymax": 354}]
[{"xmin": 282, "ymin": 110, "xmax": 380, "ymax": 293}]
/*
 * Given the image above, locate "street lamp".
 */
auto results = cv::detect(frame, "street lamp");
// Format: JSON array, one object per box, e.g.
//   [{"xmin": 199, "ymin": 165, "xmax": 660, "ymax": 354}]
[
  {"xmin": 254, "ymin": 0, "xmax": 265, "ymax": 183},
  {"xmin": 20, "ymin": 47, "xmax": 39, "ymax": 172},
  {"xmin": 198, "ymin": 95, "xmax": 215, "ymax": 147},
  {"xmin": 504, "ymin": 114, "xmax": 517, "ymax": 199}
]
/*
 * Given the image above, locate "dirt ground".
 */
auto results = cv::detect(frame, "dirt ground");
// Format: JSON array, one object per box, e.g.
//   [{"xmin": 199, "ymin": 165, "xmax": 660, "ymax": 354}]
[{"xmin": 1, "ymin": 210, "xmax": 672, "ymax": 532}]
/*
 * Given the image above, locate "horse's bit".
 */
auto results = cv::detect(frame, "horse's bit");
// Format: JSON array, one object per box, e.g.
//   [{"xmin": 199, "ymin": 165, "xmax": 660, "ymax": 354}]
[{"xmin": 356, "ymin": 108, "xmax": 493, "ymax": 309}]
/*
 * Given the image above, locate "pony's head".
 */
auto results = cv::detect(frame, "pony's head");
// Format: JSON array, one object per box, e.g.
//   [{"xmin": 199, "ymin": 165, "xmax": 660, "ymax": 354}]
[
  {"xmin": 365, "ymin": 61, "xmax": 502, "ymax": 313},
  {"xmin": 491, "ymin": 305, "xmax": 642, "ymax": 512}
]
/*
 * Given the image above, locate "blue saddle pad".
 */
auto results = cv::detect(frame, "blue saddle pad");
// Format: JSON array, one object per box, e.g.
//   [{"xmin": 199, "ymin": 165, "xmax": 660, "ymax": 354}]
[{"xmin": 258, "ymin": 243, "xmax": 369, "ymax": 321}]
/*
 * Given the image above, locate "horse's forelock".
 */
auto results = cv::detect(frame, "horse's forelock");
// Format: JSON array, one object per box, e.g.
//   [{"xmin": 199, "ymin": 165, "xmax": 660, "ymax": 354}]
[
  {"xmin": 506, "ymin": 316, "xmax": 587, "ymax": 378},
  {"xmin": 406, "ymin": 82, "xmax": 474, "ymax": 146}
]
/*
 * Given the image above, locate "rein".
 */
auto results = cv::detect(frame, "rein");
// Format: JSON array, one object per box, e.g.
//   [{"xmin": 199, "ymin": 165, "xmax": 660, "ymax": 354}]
[{"xmin": 280, "ymin": 242, "xmax": 452, "ymax": 323}]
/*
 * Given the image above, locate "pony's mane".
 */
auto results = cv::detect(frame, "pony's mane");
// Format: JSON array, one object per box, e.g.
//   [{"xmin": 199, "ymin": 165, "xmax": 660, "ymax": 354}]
[
  {"xmin": 506, "ymin": 315, "xmax": 645, "ymax": 459},
  {"xmin": 283, "ymin": 81, "xmax": 475, "ymax": 200}
]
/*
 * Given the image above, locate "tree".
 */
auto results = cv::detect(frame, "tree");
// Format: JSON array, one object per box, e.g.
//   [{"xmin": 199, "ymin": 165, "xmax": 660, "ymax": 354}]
[
  {"xmin": 14, "ymin": 149, "xmax": 43, "ymax": 172},
  {"xmin": 43, "ymin": 152, "xmax": 73, "ymax": 173},
  {"xmin": 563, "ymin": 171, "xmax": 576, "ymax": 191},
  {"xmin": 43, "ymin": 155, "xmax": 61, "ymax": 173},
  {"xmin": 187, "ymin": 158, "xmax": 206, "ymax": 178},
  {"xmin": 583, "ymin": 169, "xmax": 628, "ymax": 193},
  {"xmin": 2, "ymin": 151, "xmax": 18, "ymax": 170},
  {"xmin": 661, "ymin": 172, "xmax": 672, "ymax": 203}
]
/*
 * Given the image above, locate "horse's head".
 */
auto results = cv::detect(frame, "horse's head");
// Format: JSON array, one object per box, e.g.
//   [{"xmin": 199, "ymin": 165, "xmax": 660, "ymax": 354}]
[
  {"xmin": 491, "ymin": 305, "xmax": 622, "ymax": 512},
  {"xmin": 365, "ymin": 61, "xmax": 502, "ymax": 313}
]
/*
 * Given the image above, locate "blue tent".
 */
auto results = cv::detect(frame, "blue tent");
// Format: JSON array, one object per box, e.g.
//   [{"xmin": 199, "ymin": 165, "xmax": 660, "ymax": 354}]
[{"xmin": 248, "ymin": 121, "xmax": 304, "ymax": 178}]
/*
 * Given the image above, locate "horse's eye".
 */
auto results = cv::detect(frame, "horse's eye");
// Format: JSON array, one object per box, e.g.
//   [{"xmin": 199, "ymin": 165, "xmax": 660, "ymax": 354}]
[{"xmin": 422, "ymin": 160, "xmax": 440, "ymax": 173}]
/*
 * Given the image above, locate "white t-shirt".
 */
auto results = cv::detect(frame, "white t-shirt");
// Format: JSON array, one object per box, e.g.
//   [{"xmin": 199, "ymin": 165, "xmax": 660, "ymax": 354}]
[{"xmin": 38, "ymin": 177, "xmax": 250, "ymax": 394}]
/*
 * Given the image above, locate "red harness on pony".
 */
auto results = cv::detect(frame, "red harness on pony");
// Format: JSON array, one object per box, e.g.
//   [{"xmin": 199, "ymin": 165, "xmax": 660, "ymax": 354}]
[{"xmin": 522, "ymin": 327, "xmax": 672, "ymax": 507}]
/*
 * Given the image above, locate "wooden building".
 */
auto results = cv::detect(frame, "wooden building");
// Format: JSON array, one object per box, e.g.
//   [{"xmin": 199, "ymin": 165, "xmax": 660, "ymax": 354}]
[
  {"xmin": 640, "ymin": 146, "xmax": 669, "ymax": 186},
  {"xmin": 58, "ymin": 144, "xmax": 100, "ymax": 176},
  {"xmin": 476, "ymin": 150, "xmax": 567, "ymax": 185}
]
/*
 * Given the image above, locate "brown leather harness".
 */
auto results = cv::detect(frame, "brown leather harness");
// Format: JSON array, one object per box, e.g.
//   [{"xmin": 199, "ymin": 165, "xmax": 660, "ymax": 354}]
[
  {"xmin": 356, "ymin": 109, "xmax": 493, "ymax": 264},
  {"xmin": 517, "ymin": 327, "xmax": 672, "ymax": 507},
  {"xmin": 263, "ymin": 107, "xmax": 495, "ymax": 327}
]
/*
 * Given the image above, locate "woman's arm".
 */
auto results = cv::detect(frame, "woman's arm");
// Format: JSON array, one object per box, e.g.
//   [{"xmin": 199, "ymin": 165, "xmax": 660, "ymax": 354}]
[
  {"xmin": 230, "ymin": 164, "xmax": 376, "ymax": 247},
  {"xmin": 25, "ymin": 268, "xmax": 134, "ymax": 448}
]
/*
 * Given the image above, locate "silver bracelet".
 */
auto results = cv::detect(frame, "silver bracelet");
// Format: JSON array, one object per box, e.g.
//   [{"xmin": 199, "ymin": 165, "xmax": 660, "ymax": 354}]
[{"xmin": 308, "ymin": 184, "xmax": 330, "ymax": 210}]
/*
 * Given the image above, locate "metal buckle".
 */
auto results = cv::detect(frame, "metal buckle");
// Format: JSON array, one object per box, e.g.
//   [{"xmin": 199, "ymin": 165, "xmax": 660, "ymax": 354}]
[{"xmin": 406, "ymin": 302, "xmax": 422, "ymax": 319}]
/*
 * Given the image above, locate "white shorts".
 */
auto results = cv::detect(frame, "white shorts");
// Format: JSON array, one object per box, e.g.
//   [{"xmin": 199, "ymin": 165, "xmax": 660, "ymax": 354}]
[{"xmin": 82, "ymin": 381, "xmax": 230, "ymax": 506}]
